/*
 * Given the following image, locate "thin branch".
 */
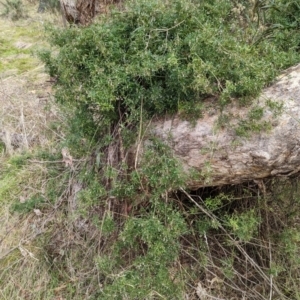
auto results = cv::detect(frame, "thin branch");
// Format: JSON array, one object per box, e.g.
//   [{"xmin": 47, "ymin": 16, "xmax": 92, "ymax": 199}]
[{"xmin": 180, "ymin": 187, "xmax": 287, "ymax": 299}]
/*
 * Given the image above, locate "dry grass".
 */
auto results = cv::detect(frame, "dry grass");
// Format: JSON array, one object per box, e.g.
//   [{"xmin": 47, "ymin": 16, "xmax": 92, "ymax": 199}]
[
  {"xmin": 0, "ymin": 158, "xmax": 60, "ymax": 299},
  {"xmin": 0, "ymin": 4, "xmax": 109, "ymax": 298},
  {"xmin": 0, "ymin": 2, "xmax": 64, "ymax": 154},
  {"xmin": 0, "ymin": 77, "xmax": 58, "ymax": 153},
  {"xmin": 0, "ymin": 3, "xmax": 67, "ymax": 299}
]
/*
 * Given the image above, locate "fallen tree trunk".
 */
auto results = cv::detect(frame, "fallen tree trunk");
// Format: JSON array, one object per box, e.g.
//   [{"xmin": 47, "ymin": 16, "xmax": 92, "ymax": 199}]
[{"xmin": 148, "ymin": 63, "xmax": 300, "ymax": 189}]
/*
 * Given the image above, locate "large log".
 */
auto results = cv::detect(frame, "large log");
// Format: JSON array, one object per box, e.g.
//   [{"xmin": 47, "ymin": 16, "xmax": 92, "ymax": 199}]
[{"xmin": 149, "ymin": 63, "xmax": 300, "ymax": 189}]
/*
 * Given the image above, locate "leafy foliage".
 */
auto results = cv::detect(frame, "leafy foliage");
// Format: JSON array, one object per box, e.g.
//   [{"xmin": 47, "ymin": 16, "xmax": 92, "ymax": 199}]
[{"xmin": 40, "ymin": 0, "xmax": 300, "ymax": 138}]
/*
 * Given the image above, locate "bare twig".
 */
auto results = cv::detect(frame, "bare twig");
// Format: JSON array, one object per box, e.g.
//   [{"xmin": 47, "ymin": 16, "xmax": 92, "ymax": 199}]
[{"xmin": 180, "ymin": 187, "xmax": 287, "ymax": 299}]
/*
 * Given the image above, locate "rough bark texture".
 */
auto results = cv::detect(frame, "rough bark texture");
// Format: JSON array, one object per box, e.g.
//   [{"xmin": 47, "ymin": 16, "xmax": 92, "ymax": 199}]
[
  {"xmin": 76, "ymin": 0, "xmax": 96, "ymax": 25},
  {"xmin": 60, "ymin": 0, "xmax": 78, "ymax": 24},
  {"xmin": 149, "ymin": 63, "xmax": 300, "ymax": 189},
  {"xmin": 60, "ymin": 0, "xmax": 123, "ymax": 25}
]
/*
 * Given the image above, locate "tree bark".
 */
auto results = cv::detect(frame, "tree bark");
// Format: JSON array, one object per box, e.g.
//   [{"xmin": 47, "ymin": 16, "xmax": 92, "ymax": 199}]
[
  {"xmin": 146, "ymin": 63, "xmax": 300, "ymax": 189},
  {"xmin": 60, "ymin": 0, "xmax": 78, "ymax": 24},
  {"xmin": 76, "ymin": 0, "xmax": 96, "ymax": 25},
  {"xmin": 60, "ymin": 0, "xmax": 123, "ymax": 25}
]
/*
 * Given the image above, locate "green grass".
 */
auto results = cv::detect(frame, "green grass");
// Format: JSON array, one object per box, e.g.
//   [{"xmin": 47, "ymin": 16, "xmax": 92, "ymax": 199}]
[
  {"xmin": 0, "ymin": 55, "xmax": 39, "ymax": 74},
  {"xmin": 0, "ymin": 7, "xmax": 47, "ymax": 75},
  {"xmin": 0, "ymin": 159, "xmax": 26, "ymax": 204}
]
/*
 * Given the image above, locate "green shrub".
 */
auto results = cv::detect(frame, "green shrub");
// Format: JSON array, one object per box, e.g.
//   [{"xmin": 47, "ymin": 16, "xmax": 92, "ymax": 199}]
[
  {"xmin": 40, "ymin": 0, "xmax": 300, "ymax": 141},
  {"xmin": 34, "ymin": 1, "xmax": 300, "ymax": 299}
]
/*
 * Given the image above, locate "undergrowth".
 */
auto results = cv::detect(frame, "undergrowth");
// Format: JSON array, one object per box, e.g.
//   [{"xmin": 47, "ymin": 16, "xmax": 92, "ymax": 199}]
[
  {"xmin": 1, "ymin": 0, "xmax": 300, "ymax": 299},
  {"xmin": 2, "ymin": 147, "xmax": 300, "ymax": 299}
]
